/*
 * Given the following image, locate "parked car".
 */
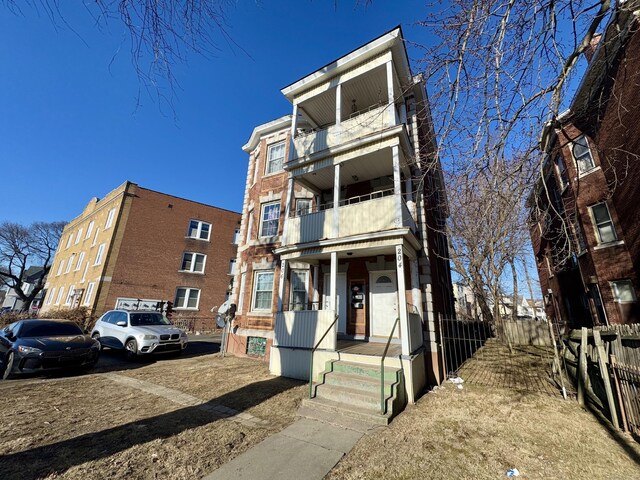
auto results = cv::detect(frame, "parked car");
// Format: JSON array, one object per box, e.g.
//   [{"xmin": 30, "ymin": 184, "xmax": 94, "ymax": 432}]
[
  {"xmin": 0, "ymin": 319, "xmax": 101, "ymax": 380},
  {"xmin": 91, "ymin": 310, "xmax": 188, "ymax": 359}
]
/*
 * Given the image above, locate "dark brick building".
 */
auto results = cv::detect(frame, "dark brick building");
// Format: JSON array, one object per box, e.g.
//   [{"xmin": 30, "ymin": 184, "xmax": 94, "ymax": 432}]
[{"xmin": 530, "ymin": 7, "xmax": 640, "ymax": 328}]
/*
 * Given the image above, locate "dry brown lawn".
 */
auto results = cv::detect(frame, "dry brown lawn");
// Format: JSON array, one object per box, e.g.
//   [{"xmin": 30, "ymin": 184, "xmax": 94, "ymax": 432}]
[
  {"xmin": 327, "ymin": 382, "xmax": 640, "ymax": 479},
  {"xmin": 0, "ymin": 354, "xmax": 305, "ymax": 480}
]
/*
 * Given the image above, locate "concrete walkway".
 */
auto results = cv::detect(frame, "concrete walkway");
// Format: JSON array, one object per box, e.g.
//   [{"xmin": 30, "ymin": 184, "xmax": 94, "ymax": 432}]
[{"xmin": 202, "ymin": 418, "xmax": 364, "ymax": 480}]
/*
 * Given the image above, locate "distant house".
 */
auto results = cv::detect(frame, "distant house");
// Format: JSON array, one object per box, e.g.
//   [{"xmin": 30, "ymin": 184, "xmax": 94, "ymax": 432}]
[
  {"xmin": 530, "ymin": 5, "xmax": 640, "ymax": 327},
  {"xmin": 40, "ymin": 181, "xmax": 241, "ymax": 324},
  {"xmin": 1, "ymin": 266, "xmax": 46, "ymax": 312}
]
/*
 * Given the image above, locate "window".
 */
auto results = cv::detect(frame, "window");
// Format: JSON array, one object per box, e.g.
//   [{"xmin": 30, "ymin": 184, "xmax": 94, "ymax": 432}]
[
  {"xmin": 105, "ymin": 208, "xmax": 116, "ymax": 229},
  {"xmin": 81, "ymin": 262, "xmax": 89, "ymax": 283},
  {"xmin": 229, "ymin": 259, "xmax": 237, "ymax": 275},
  {"xmin": 46, "ymin": 287, "xmax": 56, "ymax": 305},
  {"xmin": 570, "ymin": 215, "xmax": 587, "ymax": 253},
  {"xmin": 75, "ymin": 228, "xmax": 83, "ymax": 245},
  {"xmin": 65, "ymin": 255, "xmax": 75, "ymax": 274},
  {"xmin": 238, "ymin": 272, "xmax": 247, "ymax": 312},
  {"xmin": 55, "ymin": 287, "xmax": 65, "ymax": 305},
  {"xmin": 187, "ymin": 220, "xmax": 211, "ymax": 241},
  {"xmin": 56, "ymin": 259, "xmax": 65, "ymax": 276},
  {"xmin": 92, "ymin": 228, "xmax": 100, "ymax": 247},
  {"xmin": 232, "ymin": 228, "xmax": 241, "ymax": 245},
  {"xmin": 65, "ymin": 286, "xmax": 75, "ymax": 306},
  {"xmin": 246, "ymin": 211, "xmax": 254, "ymax": 242},
  {"xmin": 572, "ymin": 135, "xmax": 595, "ymax": 174},
  {"xmin": 252, "ymin": 154, "xmax": 260, "ymax": 184},
  {"xmin": 590, "ymin": 203, "xmax": 617, "ymax": 244},
  {"xmin": 65, "ymin": 234, "xmax": 73, "ymax": 249},
  {"xmin": 94, "ymin": 243, "xmax": 106, "ymax": 265},
  {"xmin": 75, "ymin": 252, "xmax": 85, "ymax": 271},
  {"xmin": 83, "ymin": 282, "xmax": 95, "ymax": 306},
  {"xmin": 180, "ymin": 252, "xmax": 206, "ymax": 273},
  {"xmin": 290, "ymin": 270, "xmax": 308, "ymax": 310},
  {"xmin": 555, "ymin": 155, "xmax": 569, "ymax": 189},
  {"xmin": 266, "ymin": 142, "xmax": 285, "ymax": 174},
  {"xmin": 252, "ymin": 271, "xmax": 274, "ymax": 311},
  {"xmin": 260, "ymin": 202, "xmax": 280, "ymax": 237},
  {"xmin": 85, "ymin": 221, "xmax": 94, "ymax": 239},
  {"xmin": 174, "ymin": 287, "xmax": 200, "ymax": 309},
  {"xmin": 612, "ymin": 280, "xmax": 636, "ymax": 303},
  {"xmin": 296, "ymin": 199, "xmax": 312, "ymax": 216}
]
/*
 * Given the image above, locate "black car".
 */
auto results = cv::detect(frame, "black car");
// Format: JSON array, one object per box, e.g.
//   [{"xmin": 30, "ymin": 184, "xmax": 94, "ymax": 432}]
[{"xmin": 0, "ymin": 319, "xmax": 100, "ymax": 379}]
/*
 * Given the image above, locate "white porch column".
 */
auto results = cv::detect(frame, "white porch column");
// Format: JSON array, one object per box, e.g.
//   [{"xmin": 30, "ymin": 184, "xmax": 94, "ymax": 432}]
[
  {"xmin": 282, "ymin": 177, "xmax": 295, "ymax": 243},
  {"xmin": 410, "ymin": 258, "xmax": 422, "ymax": 320},
  {"xmin": 332, "ymin": 163, "xmax": 341, "ymax": 238},
  {"xmin": 330, "ymin": 252, "xmax": 338, "ymax": 312},
  {"xmin": 277, "ymin": 259, "xmax": 288, "ymax": 312},
  {"xmin": 289, "ymin": 103, "xmax": 298, "ymax": 162},
  {"xmin": 405, "ymin": 177, "xmax": 416, "ymax": 220},
  {"xmin": 386, "ymin": 60, "xmax": 396, "ymax": 126},
  {"xmin": 312, "ymin": 265, "xmax": 320, "ymax": 309},
  {"xmin": 335, "ymin": 83, "xmax": 342, "ymax": 142},
  {"xmin": 392, "ymin": 145, "xmax": 402, "ymax": 228},
  {"xmin": 396, "ymin": 245, "xmax": 410, "ymax": 355}
]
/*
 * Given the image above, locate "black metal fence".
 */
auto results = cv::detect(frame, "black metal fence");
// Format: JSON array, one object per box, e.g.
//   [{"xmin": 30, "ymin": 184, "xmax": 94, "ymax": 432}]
[{"xmin": 440, "ymin": 316, "xmax": 493, "ymax": 376}]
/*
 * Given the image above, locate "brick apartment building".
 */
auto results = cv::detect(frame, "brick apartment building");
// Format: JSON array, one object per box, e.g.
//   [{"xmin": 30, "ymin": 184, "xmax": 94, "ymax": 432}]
[
  {"xmin": 530, "ymin": 5, "xmax": 640, "ymax": 328},
  {"xmin": 41, "ymin": 181, "xmax": 241, "ymax": 325},
  {"xmin": 227, "ymin": 27, "xmax": 455, "ymax": 409}
]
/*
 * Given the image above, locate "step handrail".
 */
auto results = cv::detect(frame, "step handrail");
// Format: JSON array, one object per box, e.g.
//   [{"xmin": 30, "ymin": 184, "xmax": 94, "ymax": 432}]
[
  {"xmin": 308, "ymin": 314, "xmax": 340, "ymax": 399},
  {"xmin": 381, "ymin": 317, "xmax": 400, "ymax": 414}
]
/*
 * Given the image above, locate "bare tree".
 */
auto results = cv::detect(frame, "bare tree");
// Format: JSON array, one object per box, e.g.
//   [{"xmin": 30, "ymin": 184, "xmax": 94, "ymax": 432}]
[{"xmin": 0, "ymin": 221, "xmax": 65, "ymax": 311}]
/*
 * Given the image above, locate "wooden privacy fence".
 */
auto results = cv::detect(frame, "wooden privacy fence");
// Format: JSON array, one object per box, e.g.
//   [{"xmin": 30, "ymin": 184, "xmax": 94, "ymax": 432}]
[
  {"xmin": 503, "ymin": 319, "xmax": 553, "ymax": 346},
  {"xmin": 563, "ymin": 325, "xmax": 640, "ymax": 438}
]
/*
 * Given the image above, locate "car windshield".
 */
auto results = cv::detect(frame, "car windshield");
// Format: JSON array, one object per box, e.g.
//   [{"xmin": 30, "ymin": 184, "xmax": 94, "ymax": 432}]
[
  {"xmin": 20, "ymin": 321, "xmax": 83, "ymax": 338},
  {"xmin": 129, "ymin": 313, "xmax": 171, "ymax": 327}
]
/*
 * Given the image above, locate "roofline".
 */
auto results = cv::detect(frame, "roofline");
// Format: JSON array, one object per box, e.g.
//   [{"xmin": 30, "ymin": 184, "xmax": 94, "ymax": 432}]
[
  {"xmin": 242, "ymin": 115, "xmax": 292, "ymax": 153},
  {"xmin": 281, "ymin": 25, "xmax": 406, "ymax": 99},
  {"xmin": 135, "ymin": 185, "xmax": 241, "ymax": 215}
]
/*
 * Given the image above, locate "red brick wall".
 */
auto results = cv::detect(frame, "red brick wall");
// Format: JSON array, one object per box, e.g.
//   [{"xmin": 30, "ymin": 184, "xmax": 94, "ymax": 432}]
[{"xmin": 103, "ymin": 187, "xmax": 240, "ymax": 319}]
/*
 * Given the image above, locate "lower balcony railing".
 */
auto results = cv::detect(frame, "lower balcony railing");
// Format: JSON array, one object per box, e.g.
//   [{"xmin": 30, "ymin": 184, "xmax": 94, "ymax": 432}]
[{"xmin": 273, "ymin": 309, "xmax": 337, "ymax": 350}]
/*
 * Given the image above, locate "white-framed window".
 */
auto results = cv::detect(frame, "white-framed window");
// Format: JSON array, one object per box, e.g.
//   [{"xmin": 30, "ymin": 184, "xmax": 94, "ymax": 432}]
[
  {"xmin": 174, "ymin": 287, "xmax": 200, "ymax": 309},
  {"xmin": 94, "ymin": 243, "xmax": 106, "ymax": 265},
  {"xmin": 590, "ymin": 203, "xmax": 617, "ymax": 244},
  {"xmin": 238, "ymin": 272, "xmax": 247, "ymax": 312},
  {"xmin": 252, "ymin": 153, "xmax": 260, "ymax": 184},
  {"xmin": 65, "ymin": 285, "xmax": 75, "ymax": 306},
  {"xmin": 75, "ymin": 228, "xmax": 83, "ymax": 245},
  {"xmin": 290, "ymin": 270, "xmax": 308, "ymax": 310},
  {"xmin": 555, "ymin": 155, "xmax": 569, "ymax": 190},
  {"xmin": 85, "ymin": 221, "xmax": 94, "ymax": 239},
  {"xmin": 252, "ymin": 271, "xmax": 274, "ymax": 311},
  {"xmin": 572, "ymin": 135, "xmax": 595, "ymax": 175},
  {"xmin": 232, "ymin": 228, "xmax": 241, "ymax": 245},
  {"xmin": 105, "ymin": 208, "xmax": 116, "ymax": 229},
  {"xmin": 187, "ymin": 220, "xmax": 211, "ymax": 241},
  {"xmin": 55, "ymin": 287, "xmax": 65, "ymax": 305},
  {"xmin": 46, "ymin": 287, "xmax": 56, "ymax": 305},
  {"xmin": 83, "ymin": 282, "xmax": 95, "ymax": 306},
  {"xmin": 246, "ymin": 211, "xmax": 254, "ymax": 242},
  {"xmin": 229, "ymin": 259, "xmax": 237, "ymax": 275},
  {"xmin": 296, "ymin": 199, "xmax": 312, "ymax": 216},
  {"xmin": 266, "ymin": 141, "xmax": 285, "ymax": 175},
  {"xmin": 180, "ymin": 252, "xmax": 206, "ymax": 273},
  {"xmin": 92, "ymin": 228, "xmax": 100, "ymax": 247},
  {"xmin": 260, "ymin": 202, "xmax": 280, "ymax": 238},
  {"xmin": 75, "ymin": 252, "xmax": 85, "ymax": 271},
  {"xmin": 65, "ymin": 234, "xmax": 73, "ymax": 249},
  {"xmin": 56, "ymin": 259, "xmax": 65, "ymax": 276},
  {"xmin": 611, "ymin": 280, "xmax": 636, "ymax": 303},
  {"xmin": 65, "ymin": 255, "xmax": 75, "ymax": 274},
  {"xmin": 81, "ymin": 262, "xmax": 89, "ymax": 284}
]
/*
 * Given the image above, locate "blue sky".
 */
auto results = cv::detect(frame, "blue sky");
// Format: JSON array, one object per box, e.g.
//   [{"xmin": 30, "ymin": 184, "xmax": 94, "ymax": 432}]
[{"xmin": 0, "ymin": 1, "xmax": 436, "ymax": 224}]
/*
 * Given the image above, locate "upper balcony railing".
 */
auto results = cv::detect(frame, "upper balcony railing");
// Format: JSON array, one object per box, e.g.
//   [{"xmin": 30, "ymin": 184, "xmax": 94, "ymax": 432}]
[
  {"xmin": 290, "ymin": 103, "xmax": 397, "ymax": 162},
  {"xmin": 284, "ymin": 191, "xmax": 416, "ymax": 245}
]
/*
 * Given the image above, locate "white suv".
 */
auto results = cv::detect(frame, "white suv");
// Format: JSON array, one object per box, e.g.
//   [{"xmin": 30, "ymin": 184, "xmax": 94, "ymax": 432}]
[{"xmin": 91, "ymin": 310, "xmax": 188, "ymax": 359}]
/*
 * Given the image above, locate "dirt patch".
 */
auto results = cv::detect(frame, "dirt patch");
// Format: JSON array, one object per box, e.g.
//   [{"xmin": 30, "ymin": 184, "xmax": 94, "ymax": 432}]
[
  {"xmin": 0, "ymin": 353, "xmax": 305, "ymax": 479},
  {"xmin": 327, "ymin": 383, "xmax": 640, "ymax": 479}
]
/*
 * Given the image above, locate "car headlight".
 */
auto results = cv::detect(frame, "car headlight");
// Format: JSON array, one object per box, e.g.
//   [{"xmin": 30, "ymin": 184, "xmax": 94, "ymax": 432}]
[
  {"xmin": 18, "ymin": 345, "xmax": 42, "ymax": 354},
  {"xmin": 180, "ymin": 332, "xmax": 188, "ymax": 338},
  {"xmin": 142, "ymin": 335, "xmax": 158, "ymax": 340}
]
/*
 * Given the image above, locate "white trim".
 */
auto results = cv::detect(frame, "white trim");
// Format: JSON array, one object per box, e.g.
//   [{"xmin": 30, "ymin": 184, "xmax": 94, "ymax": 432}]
[
  {"xmin": 105, "ymin": 208, "xmax": 116, "ymax": 229},
  {"xmin": 187, "ymin": 219, "xmax": 212, "ymax": 241},
  {"xmin": 83, "ymin": 282, "xmax": 95, "ymax": 306},
  {"xmin": 75, "ymin": 228, "xmax": 83, "ymax": 245},
  {"xmin": 174, "ymin": 287, "xmax": 201, "ymax": 310},
  {"xmin": 179, "ymin": 252, "xmax": 207, "ymax": 274},
  {"xmin": 75, "ymin": 252, "xmax": 85, "ymax": 271},
  {"xmin": 259, "ymin": 202, "xmax": 281, "ymax": 238},
  {"xmin": 251, "ymin": 270, "xmax": 275, "ymax": 312},
  {"xmin": 85, "ymin": 221, "xmax": 94, "ymax": 239},
  {"xmin": 94, "ymin": 243, "xmax": 106, "ymax": 265}
]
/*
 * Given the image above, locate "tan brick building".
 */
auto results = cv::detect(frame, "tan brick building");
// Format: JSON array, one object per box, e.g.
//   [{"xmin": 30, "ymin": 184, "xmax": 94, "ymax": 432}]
[{"xmin": 41, "ymin": 182, "xmax": 241, "ymax": 325}]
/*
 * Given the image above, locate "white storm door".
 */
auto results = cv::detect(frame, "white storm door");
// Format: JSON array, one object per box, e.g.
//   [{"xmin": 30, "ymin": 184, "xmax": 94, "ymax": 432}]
[
  {"xmin": 370, "ymin": 271, "xmax": 399, "ymax": 337},
  {"xmin": 323, "ymin": 273, "xmax": 347, "ymax": 333}
]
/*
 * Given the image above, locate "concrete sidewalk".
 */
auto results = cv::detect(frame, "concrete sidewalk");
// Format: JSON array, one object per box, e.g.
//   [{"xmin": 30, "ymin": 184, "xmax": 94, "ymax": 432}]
[{"xmin": 202, "ymin": 418, "xmax": 364, "ymax": 480}]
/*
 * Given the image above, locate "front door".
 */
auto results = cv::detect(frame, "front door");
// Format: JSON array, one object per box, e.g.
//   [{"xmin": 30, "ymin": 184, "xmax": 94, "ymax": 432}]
[
  {"xmin": 369, "ymin": 271, "xmax": 399, "ymax": 337},
  {"xmin": 348, "ymin": 280, "xmax": 367, "ymax": 336}
]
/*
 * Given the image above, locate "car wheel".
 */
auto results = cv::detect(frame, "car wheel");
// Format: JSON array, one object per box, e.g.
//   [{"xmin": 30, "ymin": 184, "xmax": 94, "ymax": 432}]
[
  {"xmin": 125, "ymin": 339, "xmax": 138, "ymax": 360},
  {"xmin": 2, "ymin": 352, "xmax": 15, "ymax": 380},
  {"xmin": 92, "ymin": 333, "xmax": 102, "ymax": 351}
]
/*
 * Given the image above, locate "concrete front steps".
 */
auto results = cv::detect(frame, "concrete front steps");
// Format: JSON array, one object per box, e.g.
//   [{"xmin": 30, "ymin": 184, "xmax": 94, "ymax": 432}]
[{"xmin": 298, "ymin": 359, "xmax": 405, "ymax": 431}]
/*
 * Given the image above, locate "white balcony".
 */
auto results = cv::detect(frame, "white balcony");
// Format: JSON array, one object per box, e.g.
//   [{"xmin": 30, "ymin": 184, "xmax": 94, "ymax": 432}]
[
  {"xmin": 291, "ymin": 104, "xmax": 396, "ymax": 161},
  {"xmin": 284, "ymin": 193, "xmax": 414, "ymax": 245}
]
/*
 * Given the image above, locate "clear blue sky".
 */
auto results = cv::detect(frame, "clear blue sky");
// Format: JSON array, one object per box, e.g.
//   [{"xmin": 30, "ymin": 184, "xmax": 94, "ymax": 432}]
[{"xmin": 0, "ymin": 1, "xmax": 436, "ymax": 224}]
